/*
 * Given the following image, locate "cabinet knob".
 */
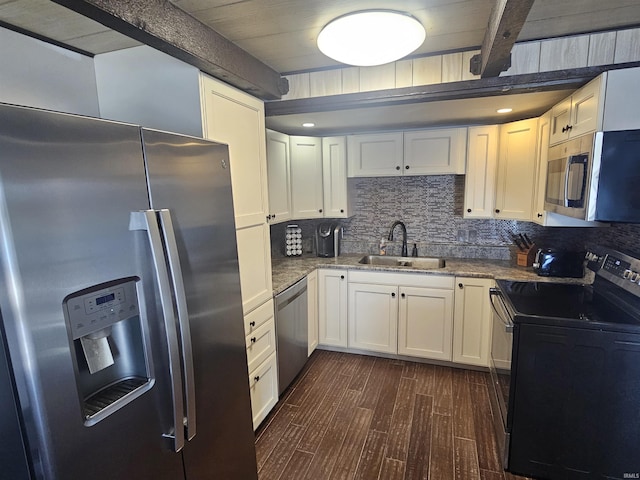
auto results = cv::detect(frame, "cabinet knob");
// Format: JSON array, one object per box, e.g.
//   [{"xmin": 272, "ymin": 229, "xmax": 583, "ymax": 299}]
[
  {"xmin": 254, "ymin": 375, "xmax": 260, "ymax": 382},
  {"xmin": 405, "ymin": 165, "xmax": 410, "ymax": 170},
  {"xmin": 272, "ymin": 214, "xmax": 276, "ymax": 218},
  {"xmin": 391, "ymin": 292, "xmax": 396, "ymax": 297},
  {"xmin": 319, "ymin": 208, "xmax": 323, "ymax": 213},
  {"xmin": 458, "ymin": 283, "xmax": 464, "ymax": 289},
  {"xmin": 396, "ymin": 166, "xmax": 401, "ymax": 170},
  {"xmin": 467, "ymin": 208, "xmax": 472, "ymax": 213},
  {"xmin": 340, "ymin": 275, "xmax": 345, "ymax": 280},
  {"xmin": 495, "ymin": 209, "xmax": 500, "ymax": 214},
  {"xmin": 249, "ymin": 321, "xmax": 256, "ymax": 327},
  {"xmin": 537, "ymin": 213, "xmax": 543, "ymax": 218},
  {"xmin": 401, "ymin": 293, "xmax": 406, "ymax": 298},
  {"xmin": 340, "ymin": 209, "xmax": 344, "ymax": 213},
  {"xmin": 250, "ymin": 337, "xmax": 256, "ymax": 343}
]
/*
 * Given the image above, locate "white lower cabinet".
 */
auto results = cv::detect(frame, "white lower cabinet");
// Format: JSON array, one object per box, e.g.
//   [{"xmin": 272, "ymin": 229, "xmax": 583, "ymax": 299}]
[
  {"xmin": 452, "ymin": 277, "xmax": 494, "ymax": 367},
  {"xmin": 244, "ymin": 298, "xmax": 277, "ymax": 430},
  {"xmin": 348, "ymin": 283, "xmax": 398, "ymax": 354},
  {"xmin": 397, "ymin": 286, "xmax": 454, "ymax": 361},
  {"xmin": 348, "ymin": 271, "xmax": 454, "ymax": 360},
  {"xmin": 318, "ymin": 269, "xmax": 348, "ymax": 347},
  {"xmin": 307, "ymin": 269, "xmax": 319, "ymax": 356},
  {"xmin": 248, "ymin": 352, "xmax": 278, "ymax": 430}
]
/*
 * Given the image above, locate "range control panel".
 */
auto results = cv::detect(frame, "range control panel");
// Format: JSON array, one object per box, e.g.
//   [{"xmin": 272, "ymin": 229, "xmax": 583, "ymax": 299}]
[
  {"xmin": 588, "ymin": 247, "xmax": 640, "ymax": 297},
  {"xmin": 65, "ymin": 279, "xmax": 140, "ymax": 340}
]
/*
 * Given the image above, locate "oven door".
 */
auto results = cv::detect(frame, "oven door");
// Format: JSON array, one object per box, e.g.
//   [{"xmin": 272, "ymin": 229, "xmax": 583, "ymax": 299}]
[{"xmin": 489, "ymin": 287, "xmax": 514, "ymax": 467}]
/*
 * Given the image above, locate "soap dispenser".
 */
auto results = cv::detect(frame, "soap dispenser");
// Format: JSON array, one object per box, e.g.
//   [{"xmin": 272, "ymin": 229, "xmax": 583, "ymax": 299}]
[{"xmin": 379, "ymin": 238, "xmax": 387, "ymax": 256}]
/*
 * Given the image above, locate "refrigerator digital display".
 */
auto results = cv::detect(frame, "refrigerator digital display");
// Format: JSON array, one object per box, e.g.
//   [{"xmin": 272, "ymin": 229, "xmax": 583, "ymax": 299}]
[{"xmin": 96, "ymin": 293, "xmax": 115, "ymax": 306}]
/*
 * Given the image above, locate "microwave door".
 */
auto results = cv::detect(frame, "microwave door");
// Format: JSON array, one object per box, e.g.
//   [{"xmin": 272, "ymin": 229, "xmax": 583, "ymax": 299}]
[
  {"xmin": 545, "ymin": 158, "xmax": 565, "ymax": 206},
  {"xmin": 564, "ymin": 154, "xmax": 588, "ymax": 208}
]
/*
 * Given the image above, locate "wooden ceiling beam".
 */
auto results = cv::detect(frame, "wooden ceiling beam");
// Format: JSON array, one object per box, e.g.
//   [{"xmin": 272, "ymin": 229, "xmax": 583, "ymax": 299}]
[
  {"xmin": 50, "ymin": 0, "xmax": 289, "ymax": 100},
  {"xmin": 470, "ymin": 0, "xmax": 535, "ymax": 78},
  {"xmin": 265, "ymin": 63, "xmax": 640, "ymax": 117}
]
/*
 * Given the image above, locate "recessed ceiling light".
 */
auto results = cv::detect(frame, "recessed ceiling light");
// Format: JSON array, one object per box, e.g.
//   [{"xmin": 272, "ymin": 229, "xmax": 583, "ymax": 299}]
[
  {"xmin": 317, "ymin": 10, "xmax": 426, "ymax": 67},
  {"xmin": 497, "ymin": 108, "xmax": 513, "ymax": 114},
  {"xmin": 302, "ymin": 122, "xmax": 315, "ymax": 128}
]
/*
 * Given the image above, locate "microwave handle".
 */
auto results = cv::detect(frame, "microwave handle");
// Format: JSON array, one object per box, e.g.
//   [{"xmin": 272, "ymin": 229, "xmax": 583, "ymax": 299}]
[{"xmin": 564, "ymin": 154, "xmax": 588, "ymax": 208}]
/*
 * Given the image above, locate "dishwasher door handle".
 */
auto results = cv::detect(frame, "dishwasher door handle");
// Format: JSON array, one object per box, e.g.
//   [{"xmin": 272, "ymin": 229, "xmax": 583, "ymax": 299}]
[{"xmin": 277, "ymin": 284, "xmax": 307, "ymax": 311}]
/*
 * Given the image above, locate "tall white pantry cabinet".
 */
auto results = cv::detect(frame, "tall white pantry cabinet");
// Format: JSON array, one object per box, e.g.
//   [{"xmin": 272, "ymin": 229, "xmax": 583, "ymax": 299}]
[{"xmin": 94, "ymin": 46, "xmax": 276, "ymax": 427}]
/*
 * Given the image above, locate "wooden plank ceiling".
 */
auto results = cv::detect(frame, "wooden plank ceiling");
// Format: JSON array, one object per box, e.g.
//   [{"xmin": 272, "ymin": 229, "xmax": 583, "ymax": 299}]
[{"xmin": 1, "ymin": 0, "xmax": 640, "ymax": 74}]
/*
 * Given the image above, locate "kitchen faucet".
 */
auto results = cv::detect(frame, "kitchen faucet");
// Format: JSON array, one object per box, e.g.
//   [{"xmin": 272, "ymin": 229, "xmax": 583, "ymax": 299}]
[{"xmin": 387, "ymin": 221, "xmax": 408, "ymax": 257}]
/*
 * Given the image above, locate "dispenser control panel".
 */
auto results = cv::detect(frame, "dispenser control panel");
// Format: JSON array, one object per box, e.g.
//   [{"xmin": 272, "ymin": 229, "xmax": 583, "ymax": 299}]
[{"xmin": 65, "ymin": 279, "xmax": 140, "ymax": 340}]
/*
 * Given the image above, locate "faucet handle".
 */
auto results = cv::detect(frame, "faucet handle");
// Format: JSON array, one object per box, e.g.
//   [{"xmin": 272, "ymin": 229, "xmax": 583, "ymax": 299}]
[{"xmin": 411, "ymin": 243, "xmax": 418, "ymax": 257}]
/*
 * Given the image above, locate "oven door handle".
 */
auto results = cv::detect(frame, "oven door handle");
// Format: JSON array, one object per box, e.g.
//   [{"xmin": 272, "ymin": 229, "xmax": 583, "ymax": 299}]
[{"xmin": 489, "ymin": 287, "xmax": 514, "ymax": 333}]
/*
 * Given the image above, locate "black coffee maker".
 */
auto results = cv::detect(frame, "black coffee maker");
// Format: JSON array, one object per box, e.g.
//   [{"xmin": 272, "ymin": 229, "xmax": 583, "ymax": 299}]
[{"xmin": 316, "ymin": 222, "xmax": 342, "ymax": 257}]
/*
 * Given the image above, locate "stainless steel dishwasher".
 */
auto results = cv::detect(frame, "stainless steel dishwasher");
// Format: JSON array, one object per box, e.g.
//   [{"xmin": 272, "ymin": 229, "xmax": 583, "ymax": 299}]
[{"xmin": 275, "ymin": 277, "xmax": 308, "ymax": 395}]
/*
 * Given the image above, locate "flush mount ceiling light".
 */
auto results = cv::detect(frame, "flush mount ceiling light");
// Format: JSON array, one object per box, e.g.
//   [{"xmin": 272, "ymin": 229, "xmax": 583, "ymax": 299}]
[
  {"xmin": 302, "ymin": 122, "xmax": 316, "ymax": 127},
  {"xmin": 317, "ymin": 10, "xmax": 426, "ymax": 66},
  {"xmin": 497, "ymin": 108, "xmax": 513, "ymax": 114}
]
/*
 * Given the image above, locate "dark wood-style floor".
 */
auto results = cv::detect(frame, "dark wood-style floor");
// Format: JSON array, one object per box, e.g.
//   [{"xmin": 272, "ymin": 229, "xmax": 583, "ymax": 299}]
[{"xmin": 255, "ymin": 350, "xmax": 530, "ymax": 480}]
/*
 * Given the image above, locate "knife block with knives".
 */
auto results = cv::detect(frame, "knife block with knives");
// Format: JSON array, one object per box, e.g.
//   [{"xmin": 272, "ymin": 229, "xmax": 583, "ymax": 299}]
[{"xmin": 512, "ymin": 233, "xmax": 536, "ymax": 267}]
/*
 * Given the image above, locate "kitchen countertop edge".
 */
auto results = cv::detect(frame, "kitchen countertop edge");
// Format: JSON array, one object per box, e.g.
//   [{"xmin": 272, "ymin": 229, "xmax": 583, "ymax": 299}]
[{"xmin": 271, "ymin": 254, "xmax": 592, "ymax": 296}]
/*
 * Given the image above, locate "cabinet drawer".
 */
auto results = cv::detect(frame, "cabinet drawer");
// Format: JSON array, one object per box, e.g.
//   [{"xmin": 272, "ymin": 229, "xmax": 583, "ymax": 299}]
[
  {"xmin": 244, "ymin": 298, "xmax": 274, "ymax": 336},
  {"xmin": 246, "ymin": 318, "xmax": 276, "ymax": 374},
  {"xmin": 249, "ymin": 352, "xmax": 278, "ymax": 430}
]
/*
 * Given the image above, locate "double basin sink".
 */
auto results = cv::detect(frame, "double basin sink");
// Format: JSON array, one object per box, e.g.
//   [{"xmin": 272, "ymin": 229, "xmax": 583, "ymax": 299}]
[{"xmin": 359, "ymin": 255, "xmax": 446, "ymax": 269}]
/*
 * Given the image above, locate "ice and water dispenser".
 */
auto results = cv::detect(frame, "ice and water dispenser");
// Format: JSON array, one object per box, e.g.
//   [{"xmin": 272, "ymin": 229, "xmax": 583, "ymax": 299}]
[{"xmin": 63, "ymin": 278, "xmax": 152, "ymax": 425}]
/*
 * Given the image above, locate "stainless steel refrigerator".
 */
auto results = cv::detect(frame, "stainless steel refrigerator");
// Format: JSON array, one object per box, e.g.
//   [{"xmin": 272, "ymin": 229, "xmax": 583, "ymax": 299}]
[{"xmin": 0, "ymin": 103, "xmax": 258, "ymax": 479}]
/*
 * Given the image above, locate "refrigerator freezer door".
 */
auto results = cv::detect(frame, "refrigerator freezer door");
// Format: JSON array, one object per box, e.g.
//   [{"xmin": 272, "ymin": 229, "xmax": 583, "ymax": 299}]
[
  {"xmin": 141, "ymin": 129, "xmax": 258, "ymax": 479},
  {"xmin": 0, "ymin": 104, "xmax": 185, "ymax": 479}
]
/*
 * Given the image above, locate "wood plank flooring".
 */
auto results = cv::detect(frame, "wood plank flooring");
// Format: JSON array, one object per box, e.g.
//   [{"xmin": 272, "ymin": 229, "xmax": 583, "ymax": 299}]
[{"xmin": 255, "ymin": 350, "xmax": 530, "ymax": 480}]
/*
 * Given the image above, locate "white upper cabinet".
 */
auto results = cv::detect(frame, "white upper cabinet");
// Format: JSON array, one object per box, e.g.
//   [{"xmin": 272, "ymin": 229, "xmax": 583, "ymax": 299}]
[
  {"xmin": 266, "ymin": 129, "xmax": 292, "ymax": 223},
  {"xmin": 403, "ymin": 127, "xmax": 467, "ymax": 175},
  {"xmin": 347, "ymin": 128, "xmax": 467, "ymax": 177},
  {"xmin": 464, "ymin": 125, "xmax": 499, "ymax": 219},
  {"xmin": 347, "ymin": 132, "xmax": 403, "ymax": 177},
  {"xmin": 201, "ymin": 75, "xmax": 270, "ymax": 230},
  {"xmin": 550, "ymin": 75, "xmax": 604, "ymax": 145},
  {"xmin": 322, "ymin": 136, "xmax": 353, "ymax": 218},
  {"xmin": 495, "ymin": 118, "xmax": 538, "ymax": 221},
  {"xmin": 290, "ymin": 136, "xmax": 324, "ymax": 219}
]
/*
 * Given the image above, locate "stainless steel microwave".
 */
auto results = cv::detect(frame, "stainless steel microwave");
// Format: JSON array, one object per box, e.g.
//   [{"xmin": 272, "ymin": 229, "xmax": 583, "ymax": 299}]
[{"xmin": 544, "ymin": 130, "xmax": 640, "ymax": 222}]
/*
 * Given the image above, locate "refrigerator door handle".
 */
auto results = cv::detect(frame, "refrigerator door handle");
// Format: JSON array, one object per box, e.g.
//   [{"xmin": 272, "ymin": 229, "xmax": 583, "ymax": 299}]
[
  {"xmin": 129, "ymin": 210, "xmax": 185, "ymax": 453},
  {"xmin": 157, "ymin": 209, "xmax": 197, "ymax": 441}
]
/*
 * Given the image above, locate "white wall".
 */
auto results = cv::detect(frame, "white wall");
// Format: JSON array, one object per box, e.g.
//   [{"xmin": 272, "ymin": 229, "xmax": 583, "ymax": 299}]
[
  {"xmin": 0, "ymin": 27, "xmax": 99, "ymax": 116},
  {"xmin": 94, "ymin": 46, "xmax": 203, "ymax": 137}
]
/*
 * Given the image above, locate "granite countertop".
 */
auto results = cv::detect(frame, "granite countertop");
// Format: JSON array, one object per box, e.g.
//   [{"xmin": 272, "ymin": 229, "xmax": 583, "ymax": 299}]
[{"xmin": 271, "ymin": 254, "xmax": 592, "ymax": 295}]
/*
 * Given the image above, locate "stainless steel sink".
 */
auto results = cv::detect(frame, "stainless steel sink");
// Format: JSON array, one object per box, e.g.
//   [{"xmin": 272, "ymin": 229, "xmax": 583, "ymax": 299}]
[{"xmin": 358, "ymin": 255, "xmax": 446, "ymax": 269}]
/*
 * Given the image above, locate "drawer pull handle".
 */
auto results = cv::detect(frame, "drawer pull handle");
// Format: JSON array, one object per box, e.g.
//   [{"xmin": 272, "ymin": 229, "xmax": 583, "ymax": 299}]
[
  {"xmin": 254, "ymin": 375, "xmax": 260, "ymax": 382},
  {"xmin": 250, "ymin": 337, "xmax": 257, "ymax": 343},
  {"xmin": 249, "ymin": 321, "xmax": 256, "ymax": 327}
]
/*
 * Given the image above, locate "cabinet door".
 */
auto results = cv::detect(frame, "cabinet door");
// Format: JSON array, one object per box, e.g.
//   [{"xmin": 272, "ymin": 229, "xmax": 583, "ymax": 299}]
[
  {"xmin": 318, "ymin": 269, "xmax": 348, "ymax": 347},
  {"xmin": 322, "ymin": 136, "xmax": 351, "ymax": 217},
  {"xmin": 248, "ymin": 352, "xmax": 278, "ymax": 430},
  {"xmin": 464, "ymin": 125, "xmax": 498, "ymax": 218},
  {"xmin": 532, "ymin": 112, "xmax": 551, "ymax": 224},
  {"xmin": 404, "ymin": 127, "xmax": 467, "ymax": 175},
  {"xmin": 347, "ymin": 132, "xmax": 403, "ymax": 177},
  {"xmin": 549, "ymin": 96, "xmax": 571, "ymax": 146},
  {"xmin": 569, "ymin": 75, "xmax": 603, "ymax": 139},
  {"xmin": 266, "ymin": 130, "xmax": 292, "ymax": 223},
  {"xmin": 307, "ymin": 269, "xmax": 318, "ymax": 356},
  {"xmin": 452, "ymin": 278, "xmax": 493, "ymax": 367},
  {"xmin": 348, "ymin": 283, "xmax": 398, "ymax": 354},
  {"xmin": 495, "ymin": 118, "xmax": 538, "ymax": 221},
  {"xmin": 398, "ymin": 286, "xmax": 453, "ymax": 361},
  {"xmin": 236, "ymin": 223, "xmax": 273, "ymax": 314},
  {"xmin": 290, "ymin": 136, "xmax": 324, "ymax": 219},
  {"xmin": 200, "ymin": 75, "xmax": 269, "ymax": 229}
]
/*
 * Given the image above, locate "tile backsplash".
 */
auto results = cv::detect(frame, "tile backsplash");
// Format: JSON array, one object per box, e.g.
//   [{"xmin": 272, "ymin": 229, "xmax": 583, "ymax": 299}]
[{"xmin": 270, "ymin": 175, "xmax": 640, "ymax": 259}]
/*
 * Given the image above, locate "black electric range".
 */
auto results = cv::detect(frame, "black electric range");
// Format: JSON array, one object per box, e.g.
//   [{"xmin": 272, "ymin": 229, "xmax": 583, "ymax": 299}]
[{"xmin": 489, "ymin": 246, "xmax": 640, "ymax": 480}]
